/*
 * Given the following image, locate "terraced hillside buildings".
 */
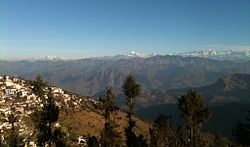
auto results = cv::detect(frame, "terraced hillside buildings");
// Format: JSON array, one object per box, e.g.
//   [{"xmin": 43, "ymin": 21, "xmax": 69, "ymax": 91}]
[
  {"xmin": 0, "ymin": 75, "xmax": 101, "ymax": 145},
  {"xmin": 0, "ymin": 75, "xmax": 150, "ymax": 146}
]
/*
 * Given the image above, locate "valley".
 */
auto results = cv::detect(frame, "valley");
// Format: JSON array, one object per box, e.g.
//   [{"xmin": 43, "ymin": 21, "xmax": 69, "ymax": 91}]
[{"xmin": 1, "ymin": 55, "xmax": 250, "ymax": 108}]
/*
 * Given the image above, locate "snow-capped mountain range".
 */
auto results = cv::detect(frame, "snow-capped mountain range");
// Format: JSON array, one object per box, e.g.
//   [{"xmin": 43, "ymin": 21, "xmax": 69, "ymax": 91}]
[
  {"xmin": 39, "ymin": 55, "xmax": 66, "ymax": 60},
  {"xmin": 107, "ymin": 49, "xmax": 250, "ymax": 61},
  {"xmin": 25, "ymin": 49, "xmax": 250, "ymax": 61},
  {"xmin": 172, "ymin": 49, "xmax": 250, "ymax": 60},
  {"xmin": 26, "ymin": 55, "xmax": 67, "ymax": 61}
]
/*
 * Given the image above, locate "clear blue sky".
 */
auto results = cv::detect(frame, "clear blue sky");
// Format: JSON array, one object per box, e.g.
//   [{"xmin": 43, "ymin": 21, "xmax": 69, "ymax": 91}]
[{"xmin": 0, "ymin": 0, "xmax": 250, "ymax": 60}]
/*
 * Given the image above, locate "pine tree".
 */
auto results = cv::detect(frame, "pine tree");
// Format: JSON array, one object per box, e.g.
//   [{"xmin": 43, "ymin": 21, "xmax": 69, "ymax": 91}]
[
  {"xmin": 100, "ymin": 87, "xmax": 121, "ymax": 147},
  {"xmin": 7, "ymin": 107, "xmax": 17, "ymax": 132},
  {"xmin": 53, "ymin": 128, "xmax": 67, "ymax": 147},
  {"xmin": 234, "ymin": 110, "xmax": 250, "ymax": 146},
  {"xmin": 32, "ymin": 75, "xmax": 47, "ymax": 99},
  {"xmin": 87, "ymin": 136, "xmax": 99, "ymax": 147},
  {"xmin": 33, "ymin": 90, "xmax": 60, "ymax": 147},
  {"xmin": 6, "ymin": 107, "xmax": 22, "ymax": 147},
  {"xmin": 7, "ymin": 131, "xmax": 21, "ymax": 147},
  {"xmin": 153, "ymin": 114, "xmax": 176, "ymax": 146},
  {"xmin": 152, "ymin": 114, "xmax": 190, "ymax": 147},
  {"xmin": 122, "ymin": 75, "xmax": 140, "ymax": 120},
  {"xmin": 149, "ymin": 128, "xmax": 157, "ymax": 147},
  {"xmin": 178, "ymin": 90, "xmax": 212, "ymax": 147},
  {"xmin": 213, "ymin": 132, "xmax": 228, "ymax": 147},
  {"xmin": 122, "ymin": 75, "xmax": 147, "ymax": 147}
]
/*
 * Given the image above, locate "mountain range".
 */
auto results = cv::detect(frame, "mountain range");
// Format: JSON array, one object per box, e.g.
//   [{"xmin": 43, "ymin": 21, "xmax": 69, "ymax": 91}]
[
  {"xmin": 172, "ymin": 49, "xmax": 250, "ymax": 61},
  {"xmin": 17, "ymin": 49, "xmax": 250, "ymax": 61},
  {"xmin": 1, "ymin": 54, "xmax": 250, "ymax": 107},
  {"xmin": 1, "ymin": 52, "xmax": 250, "ymax": 139},
  {"xmin": 156, "ymin": 73, "xmax": 250, "ymax": 105},
  {"xmin": 134, "ymin": 73, "xmax": 250, "ymax": 137}
]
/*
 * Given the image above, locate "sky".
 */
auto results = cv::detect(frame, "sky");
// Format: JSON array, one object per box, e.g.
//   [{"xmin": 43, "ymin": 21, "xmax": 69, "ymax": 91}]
[{"xmin": 0, "ymin": 0, "xmax": 250, "ymax": 60}]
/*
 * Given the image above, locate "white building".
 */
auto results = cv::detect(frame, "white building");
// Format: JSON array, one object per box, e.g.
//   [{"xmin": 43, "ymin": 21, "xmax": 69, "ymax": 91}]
[
  {"xmin": 21, "ymin": 91, "xmax": 28, "ymax": 97},
  {"xmin": 5, "ymin": 76, "xmax": 9, "ymax": 81},
  {"xmin": 51, "ymin": 86, "xmax": 64, "ymax": 94},
  {"xmin": 78, "ymin": 136, "xmax": 87, "ymax": 145},
  {"xmin": 5, "ymin": 88, "xmax": 17, "ymax": 95},
  {"xmin": 5, "ymin": 81, "xmax": 14, "ymax": 87}
]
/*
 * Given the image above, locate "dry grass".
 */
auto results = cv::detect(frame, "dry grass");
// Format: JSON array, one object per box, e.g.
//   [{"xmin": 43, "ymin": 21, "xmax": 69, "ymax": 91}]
[{"xmin": 59, "ymin": 107, "xmax": 151, "ymax": 144}]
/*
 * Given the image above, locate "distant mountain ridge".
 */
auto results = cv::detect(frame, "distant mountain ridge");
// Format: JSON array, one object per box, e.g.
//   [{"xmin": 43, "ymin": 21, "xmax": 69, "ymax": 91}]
[
  {"xmin": 159, "ymin": 73, "xmax": 250, "ymax": 105},
  {"xmin": 172, "ymin": 49, "xmax": 250, "ymax": 61},
  {"xmin": 199, "ymin": 73, "xmax": 250, "ymax": 103},
  {"xmin": 78, "ymin": 49, "xmax": 250, "ymax": 61},
  {"xmin": 1, "ymin": 55, "xmax": 250, "ymax": 107},
  {"xmin": 17, "ymin": 49, "xmax": 250, "ymax": 61}
]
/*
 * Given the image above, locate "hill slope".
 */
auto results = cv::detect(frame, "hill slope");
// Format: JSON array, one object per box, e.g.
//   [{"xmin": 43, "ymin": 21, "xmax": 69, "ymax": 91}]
[
  {"xmin": 159, "ymin": 73, "xmax": 250, "ymax": 105},
  {"xmin": 0, "ymin": 76, "xmax": 150, "ymax": 145}
]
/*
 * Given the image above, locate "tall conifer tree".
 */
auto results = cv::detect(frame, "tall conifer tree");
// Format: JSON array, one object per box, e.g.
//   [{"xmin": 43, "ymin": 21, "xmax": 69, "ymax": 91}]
[
  {"xmin": 178, "ymin": 90, "xmax": 211, "ymax": 147},
  {"xmin": 101, "ymin": 87, "xmax": 121, "ymax": 147},
  {"xmin": 122, "ymin": 75, "xmax": 147, "ymax": 147}
]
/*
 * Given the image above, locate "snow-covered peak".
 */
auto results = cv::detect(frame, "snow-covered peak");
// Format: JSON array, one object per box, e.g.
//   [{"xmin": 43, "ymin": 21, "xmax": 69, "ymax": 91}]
[
  {"xmin": 40, "ymin": 55, "xmax": 66, "ymax": 61},
  {"xmin": 102, "ymin": 51, "xmax": 148, "ymax": 60},
  {"xmin": 89, "ymin": 51, "xmax": 153, "ymax": 60},
  {"xmin": 18, "ymin": 49, "xmax": 250, "ymax": 62},
  {"xmin": 171, "ymin": 49, "xmax": 250, "ymax": 60},
  {"xmin": 25, "ymin": 55, "xmax": 67, "ymax": 61},
  {"xmin": 123, "ymin": 51, "xmax": 148, "ymax": 58}
]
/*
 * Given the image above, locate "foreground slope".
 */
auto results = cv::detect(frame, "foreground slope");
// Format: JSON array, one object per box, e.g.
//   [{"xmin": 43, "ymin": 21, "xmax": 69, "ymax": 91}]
[{"xmin": 0, "ymin": 76, "xmax": 150, "ymax": 144}]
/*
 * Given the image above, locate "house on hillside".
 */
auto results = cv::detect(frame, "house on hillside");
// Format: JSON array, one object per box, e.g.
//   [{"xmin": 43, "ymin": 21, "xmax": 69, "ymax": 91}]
[
  {"xmin": 78, "ymin": 136, "xmax": 87, "ymax": 146},
  {"xmin": 5, "ymin": 80, "xmax": 14, "ymax": 87},
  {"xmin": 13, "ymin": 84, "xmax": 22, "ymax": 90},
  {"xmin": 5, "ymin": 88, "xmax": 17, "ymax": 95},
  {"xmin": 5, "ymin": 76, "xmax": 9, "ymax": 81},
  {"xmin": 20, "ymin": 90, "xmax": 28, "ymax": 97},
  {"xmin": 51, "ymin": 86, "xmax": 64, "ymax": 94}
]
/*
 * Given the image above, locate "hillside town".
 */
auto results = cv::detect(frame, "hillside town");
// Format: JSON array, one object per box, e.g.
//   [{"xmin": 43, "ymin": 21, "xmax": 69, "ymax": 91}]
[{"xmin": 0, "ymin": 75, "xmax": 100, "ymax": 146}]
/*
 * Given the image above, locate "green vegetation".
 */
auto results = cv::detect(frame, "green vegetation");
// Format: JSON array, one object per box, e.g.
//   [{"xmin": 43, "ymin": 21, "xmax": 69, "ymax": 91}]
[
  {"xmin": 31, "ymin": 75, "xmax": 47, "ymax": 99},
  {"xmin": 123, "ymin": 75, "xmax": 147, "ymax": 147},
  {"xmin": 151, "ymin": 114, "xmax": 182, "ymax": 147},
  {"xmin": 233, "ymin": 110, "xmax": 250, "ymax": 146},
  {"xmin": 32, "ymin": 91, "xmax": 61, "ymax": 147},
  {"xmin": 31, "ymin": 77, "xmax": 66, "ymax": 147},
  {"xmin": 100, "ymin": 87, "xmax": 121, "ymax": 147},
  {"xmin": 178, "ymin": 90, "xmax": 212, "ymax": 147},
  {"xmin": 122, "ymin": 75, "xmax": 141, "ymax": 119},
  {"xmin": 2, "ymin": 75, "xmax": 250, "ymax": 147},
  {"xmin": 6, "ymin": 107, "xmax": 22, "ymax": 147},
  {"xmin": 213, "ymin": 132, "xmax": 228, "ymax": 147}
]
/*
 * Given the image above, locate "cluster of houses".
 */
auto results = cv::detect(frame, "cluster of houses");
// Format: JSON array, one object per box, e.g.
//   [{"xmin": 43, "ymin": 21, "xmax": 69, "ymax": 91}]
[{"xmin": 0, "ymin": 75, "xmax": 99, "ymax": 146}]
